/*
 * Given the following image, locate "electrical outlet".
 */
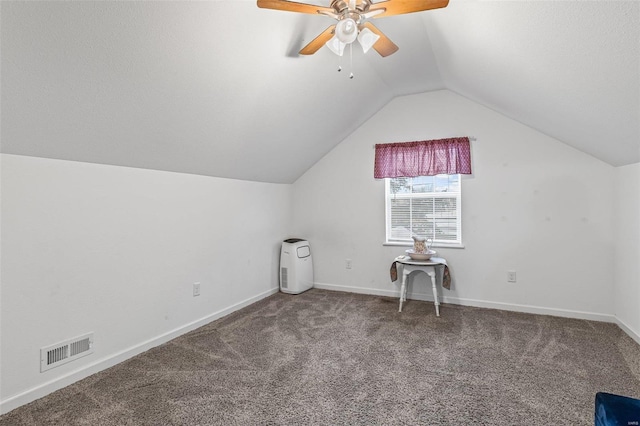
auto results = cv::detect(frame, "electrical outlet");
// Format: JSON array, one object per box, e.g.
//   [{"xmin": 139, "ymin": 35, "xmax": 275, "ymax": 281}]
[
  {"xmin": 193, "ymin": 282, "xmax": 201, "ymax": 297},
  {"xmin": 507, "ymin": 270, "xmax": 517, "ymax": 283},
  {"xmin": 346, "ymin": 258, "xmax": 352, "ymax": 269}
]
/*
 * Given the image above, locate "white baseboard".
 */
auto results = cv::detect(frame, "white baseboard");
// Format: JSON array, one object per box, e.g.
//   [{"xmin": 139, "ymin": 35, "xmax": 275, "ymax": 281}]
[
  {"xmin": 616, "ymin": 317, "xmax": 640, "ymax": 346},
  {"xmin": 313, "ymin": 282, "xmax": 617, "ymax": 323},
  {"xmin": 0, "ymin": 287, "xmax": 279, "ymax": 415},
  {"xmin": 314, "ymin": 282, "xmax": 399, "ymax": 298}
]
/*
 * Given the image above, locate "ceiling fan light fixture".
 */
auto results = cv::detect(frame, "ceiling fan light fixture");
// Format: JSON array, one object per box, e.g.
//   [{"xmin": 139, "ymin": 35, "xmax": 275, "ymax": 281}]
[
  {"xmin": 325, "ymin": 35, "xmax": 346, "ymax": 56},
  {"xmin": 335, "ymin": 18, "xmax": 358, "ymax": 44},
  {"xmin": 357, "ymin": 27, "xmax": 379, "ymax": 53},
  {"xmin": 260, "ymin": 0, "xmax": 450, "ymax": 58}
]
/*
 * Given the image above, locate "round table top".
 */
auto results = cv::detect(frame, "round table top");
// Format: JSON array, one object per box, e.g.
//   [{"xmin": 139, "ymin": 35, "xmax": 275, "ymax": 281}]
[{"xmin": 394, "ymin": 255, "xmax": 442, "ymax": 266}]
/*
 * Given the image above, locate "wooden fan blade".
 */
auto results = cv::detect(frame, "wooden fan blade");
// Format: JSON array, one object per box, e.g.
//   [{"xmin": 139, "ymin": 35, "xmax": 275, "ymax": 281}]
[
  {"xmin": 299, "ymin": 25, "xmax": 336, "ymax": 55},
  {"xmin": 369, "ymin": 0, "xmax": 449, "ymax": 18},
  {"xmin": 257, "ymin": 0, "xmax": 334, "ymax": 15},
  {"xmin": 361, "ymin": 22, "xmax": 399, "ymax": 57}
]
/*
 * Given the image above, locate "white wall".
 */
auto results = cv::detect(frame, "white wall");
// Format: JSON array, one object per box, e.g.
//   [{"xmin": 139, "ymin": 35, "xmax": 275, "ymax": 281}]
[
  {"xmin": 0, "ymin": 154, "xmax": 292, "ymax": 413},
  {"xmin": 293, "ymin": 90, "xmax": 616, "ymax": 320},
  {"xmin": 614, "ymin": 163, "xmax": 640, "ymax": 343},
  {"xmin": 1, "ymin": 90, "xmax": 634, "ymax": 415}
]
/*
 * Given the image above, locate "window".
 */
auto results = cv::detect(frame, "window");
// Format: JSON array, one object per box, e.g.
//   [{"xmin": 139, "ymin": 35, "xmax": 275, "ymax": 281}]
[{"xmin": 385, "ymin": 174, "xmax": 462, "ymax": 246}]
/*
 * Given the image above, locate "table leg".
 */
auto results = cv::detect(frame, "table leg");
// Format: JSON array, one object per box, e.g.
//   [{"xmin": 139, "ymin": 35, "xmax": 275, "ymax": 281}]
[
  {"xmin": 399, "ymin": 268, "xmax": 407, "ymax": 312},
  {"xmin": 427, "ymin": 270, "xmax": 440, "ymax": 317}
]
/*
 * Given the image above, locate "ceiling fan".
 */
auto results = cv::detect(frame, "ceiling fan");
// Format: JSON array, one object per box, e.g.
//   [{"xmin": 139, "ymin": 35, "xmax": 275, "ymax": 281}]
[{"xmin": 257, "ymin": 0, "xmax": 449, "ymax": 57}]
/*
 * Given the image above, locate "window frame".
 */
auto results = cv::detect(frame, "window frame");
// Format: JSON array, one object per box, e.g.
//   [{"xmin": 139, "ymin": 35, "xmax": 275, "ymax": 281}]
[{"xmin": 384, "ymin": 175, "xmax": 464, "ymax": 248}]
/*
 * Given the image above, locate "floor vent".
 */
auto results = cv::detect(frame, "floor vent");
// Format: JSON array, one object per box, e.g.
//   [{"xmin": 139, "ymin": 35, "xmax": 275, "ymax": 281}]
[{"xmin": 40, "ymin": 333, "xmax": 94, "ymax": 372}]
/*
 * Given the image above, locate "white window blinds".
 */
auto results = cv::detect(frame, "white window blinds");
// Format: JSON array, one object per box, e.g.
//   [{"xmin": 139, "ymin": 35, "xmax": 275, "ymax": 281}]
[{"xmin": 385, "ymin": 175, "xmax": 462, "ymax": 245}]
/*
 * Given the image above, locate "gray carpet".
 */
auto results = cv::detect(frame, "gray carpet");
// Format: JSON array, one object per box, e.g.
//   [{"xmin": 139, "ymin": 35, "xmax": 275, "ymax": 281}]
[{"xmin": 2, "ymin": 289, "xmax": 639, "ymax": 425}]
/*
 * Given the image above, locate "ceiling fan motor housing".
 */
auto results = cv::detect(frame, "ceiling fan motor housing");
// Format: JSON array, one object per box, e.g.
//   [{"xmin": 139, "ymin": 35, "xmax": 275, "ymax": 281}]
[
  {"xmin": 331, "ymin": 0, "xmax": 371, "ymax": 20},
  {"xmin": 332, "ymin": 0, "xmax": 349, "ymax": 14}
]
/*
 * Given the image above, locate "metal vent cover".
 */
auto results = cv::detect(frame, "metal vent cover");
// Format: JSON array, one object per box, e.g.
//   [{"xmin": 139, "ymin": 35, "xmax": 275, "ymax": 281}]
[
  {"xmin": 281, "ymin": 267, "xmax": 288, "ymax": 289},
  {"xmin": 41, "ymin": 333, "xmax": 94, "ymax": 372}
]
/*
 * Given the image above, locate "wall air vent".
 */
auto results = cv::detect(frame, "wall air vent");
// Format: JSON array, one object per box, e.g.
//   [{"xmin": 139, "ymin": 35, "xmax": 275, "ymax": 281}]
[{"xmin": 40, "ymin": 333, "xmax": 94, "ymax": 372}]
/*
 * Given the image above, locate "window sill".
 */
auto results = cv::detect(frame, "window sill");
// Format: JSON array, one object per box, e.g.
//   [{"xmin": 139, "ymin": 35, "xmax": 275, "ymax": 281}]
[{"xmin": 383, "ymin": 242, "xmax": 465, "ymax": 249}]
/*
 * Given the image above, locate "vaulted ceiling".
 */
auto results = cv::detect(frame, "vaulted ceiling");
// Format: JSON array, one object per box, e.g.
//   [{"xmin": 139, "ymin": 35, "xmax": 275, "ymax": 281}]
[{"xmin": 2, "ymin": 0, "xmax": 638, "ymax": 183}]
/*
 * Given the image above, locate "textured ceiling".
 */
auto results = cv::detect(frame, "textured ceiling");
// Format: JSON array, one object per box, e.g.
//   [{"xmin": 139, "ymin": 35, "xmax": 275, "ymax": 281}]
[{"xmin": 1, "ymin": 1, "xmax": 638, "ymax": 183}]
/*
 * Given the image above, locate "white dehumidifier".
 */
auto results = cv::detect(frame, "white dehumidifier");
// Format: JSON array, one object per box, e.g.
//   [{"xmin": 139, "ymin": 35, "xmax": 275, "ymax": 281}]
[{"xmin": 280, "ymin": 238, "xmax": 313, "ymax": 294}]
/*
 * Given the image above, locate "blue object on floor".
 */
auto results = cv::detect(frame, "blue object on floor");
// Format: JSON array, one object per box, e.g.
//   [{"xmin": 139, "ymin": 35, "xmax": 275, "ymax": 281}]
[{"xmin": 595, "ymin": 392, "xmax": 640, "ymax": 426}]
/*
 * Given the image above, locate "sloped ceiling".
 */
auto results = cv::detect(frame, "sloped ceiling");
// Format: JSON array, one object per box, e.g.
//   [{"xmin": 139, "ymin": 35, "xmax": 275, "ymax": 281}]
[
  {"xmin": 424, "ymin": 0, "xmax": 639, "ymax": 167},
  {"xmin": 1, "ymin": 0, "xmax": 638, "ymax": 184}
]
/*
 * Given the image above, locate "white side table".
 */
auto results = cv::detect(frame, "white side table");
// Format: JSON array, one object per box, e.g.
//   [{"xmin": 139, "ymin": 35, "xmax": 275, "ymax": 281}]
[{"xmin": 395, "ymin": 256, "xmax": 442, "ymax": 317}]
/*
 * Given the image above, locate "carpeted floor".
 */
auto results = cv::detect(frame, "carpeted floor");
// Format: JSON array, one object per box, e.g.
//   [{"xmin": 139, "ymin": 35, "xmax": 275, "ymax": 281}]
[{"xmin": 2, "ymin": 289, "xmax": 639, "ymax": 425}]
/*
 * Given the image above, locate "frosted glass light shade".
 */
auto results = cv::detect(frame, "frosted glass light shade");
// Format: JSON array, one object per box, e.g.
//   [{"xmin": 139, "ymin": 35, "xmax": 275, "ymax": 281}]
[
  {"xmin": 335, "ymin": 18, "xmax": 358, "ymax": 44},
  {"xmin": 325, "ymin": 36, "xmax": 346, "ymax": 56},
  {"xmin": 357, "ymin": 28, "xmax": 380, "ymax": 53}
]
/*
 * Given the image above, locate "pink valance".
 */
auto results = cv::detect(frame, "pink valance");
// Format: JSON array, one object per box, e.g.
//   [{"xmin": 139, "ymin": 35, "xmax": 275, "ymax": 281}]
[{"xmin": 374, "ymin": 137, "xmax": 472, "ymax": 178}]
